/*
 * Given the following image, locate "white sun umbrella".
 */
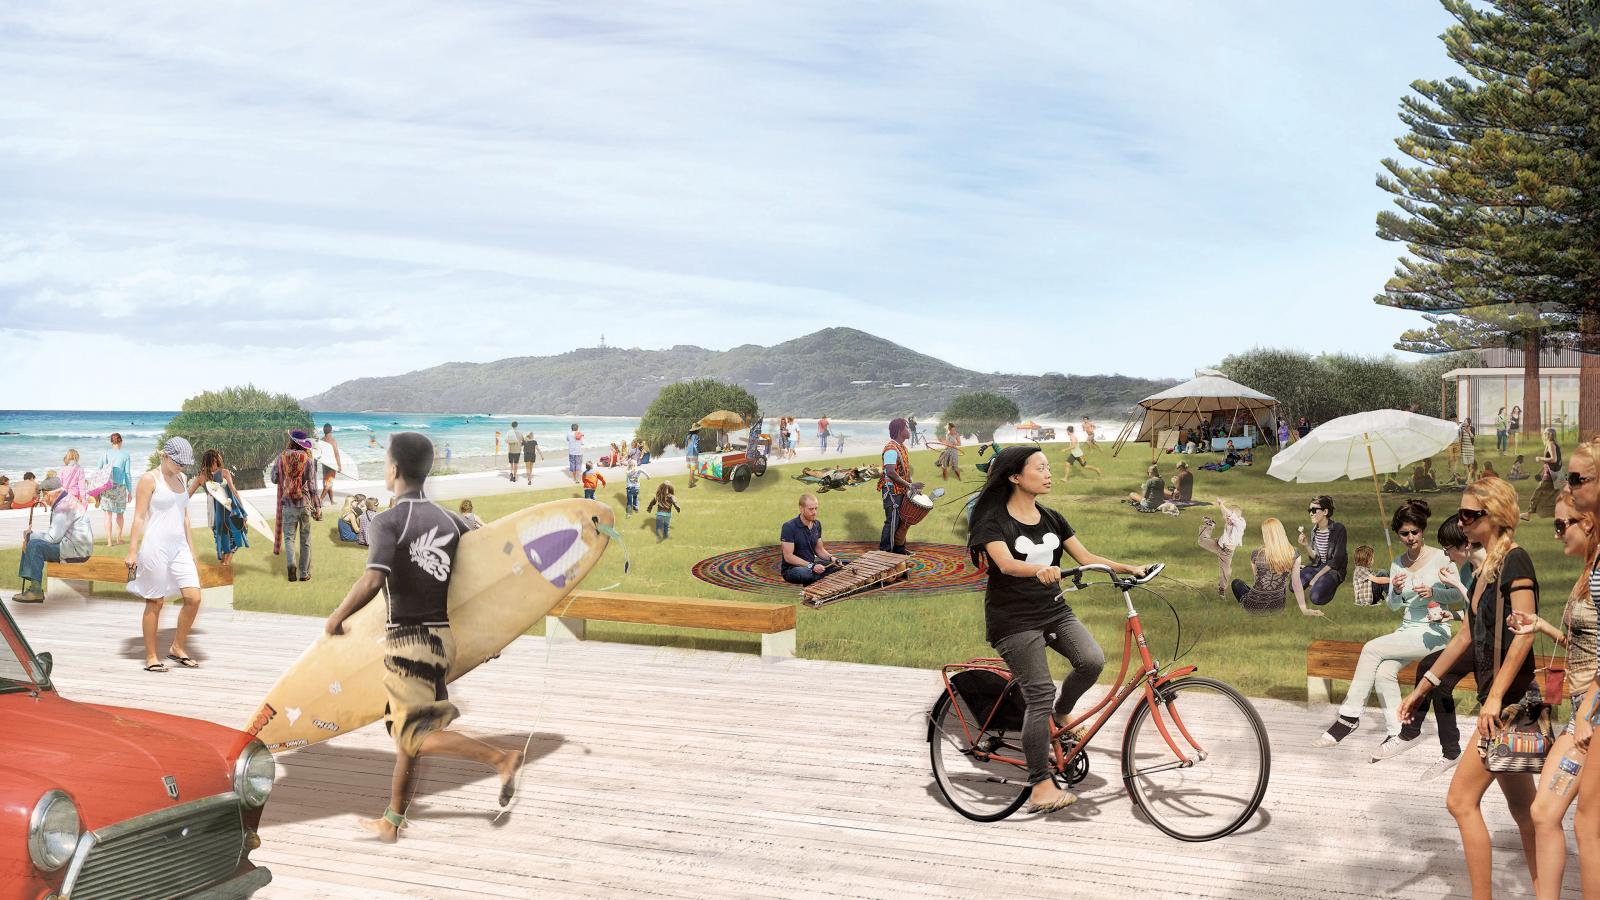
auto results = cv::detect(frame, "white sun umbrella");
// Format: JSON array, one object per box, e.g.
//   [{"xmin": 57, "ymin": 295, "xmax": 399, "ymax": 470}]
[{"xmin": 1268, "ymin": 409, "xmax": 1461, "ymax": 558}]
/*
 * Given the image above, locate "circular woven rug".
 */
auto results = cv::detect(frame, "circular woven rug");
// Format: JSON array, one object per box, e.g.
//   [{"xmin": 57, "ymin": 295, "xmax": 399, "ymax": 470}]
[{"xmin": 691, "ymin": 541, "xmax": 987, "ymax": 597}]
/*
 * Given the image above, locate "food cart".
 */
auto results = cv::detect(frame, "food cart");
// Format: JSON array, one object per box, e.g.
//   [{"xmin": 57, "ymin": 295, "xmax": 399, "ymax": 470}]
[{"xmin": 690, "ymin": 413, "xmax": 770, "ymax": 491}]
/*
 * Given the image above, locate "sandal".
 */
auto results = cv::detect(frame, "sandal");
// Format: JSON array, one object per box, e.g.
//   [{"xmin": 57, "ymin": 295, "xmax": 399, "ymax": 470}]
[
  {"xmin": 167, "ymin": 654, "xmax": 200, "ymax": 669},
  {"xmin": 1026, "ymin": 791, "xmax": 1079, "ymax": 814},
  {"xmin": 144, "ymin": 662, "xmax": 168, "ymax": 672}
]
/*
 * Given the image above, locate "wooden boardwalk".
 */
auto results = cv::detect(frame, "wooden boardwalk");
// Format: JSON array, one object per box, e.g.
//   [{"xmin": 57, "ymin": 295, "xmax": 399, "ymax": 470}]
[{"xmin": 11, "ymin": 598, "xmax": 1583, "ymax": 899}]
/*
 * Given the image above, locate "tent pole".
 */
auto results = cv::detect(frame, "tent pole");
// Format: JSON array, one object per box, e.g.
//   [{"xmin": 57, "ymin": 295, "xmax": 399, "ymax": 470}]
[{"xmin": 1365, "ymin": 434, "xmax": 1394, "ymax": 562}]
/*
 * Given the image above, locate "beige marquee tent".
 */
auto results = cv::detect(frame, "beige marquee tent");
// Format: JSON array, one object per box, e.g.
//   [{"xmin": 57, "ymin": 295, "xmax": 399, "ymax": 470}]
[{"xmin": 1112, "ymin": 370, "xmax": 1279, "ymax": 456}]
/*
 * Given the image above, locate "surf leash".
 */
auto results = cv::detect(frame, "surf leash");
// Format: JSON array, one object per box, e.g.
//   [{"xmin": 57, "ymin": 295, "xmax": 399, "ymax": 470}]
[{"xmin": 494, "ymin": 514, "xmax": 630, "ymax": 824}]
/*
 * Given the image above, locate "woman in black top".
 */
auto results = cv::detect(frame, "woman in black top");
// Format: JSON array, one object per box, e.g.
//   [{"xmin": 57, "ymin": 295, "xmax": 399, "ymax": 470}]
[
  {"xmin": 1296, "ymin": 495, "xmax": 1348, "ymax": 606},
  {"xmin": 1400, "ymin": 476, "xmax": 1539, "ymax": 897},
  {"xmin": 966, "ymin": 446, "xmax": 1149, "ymax": 814}
]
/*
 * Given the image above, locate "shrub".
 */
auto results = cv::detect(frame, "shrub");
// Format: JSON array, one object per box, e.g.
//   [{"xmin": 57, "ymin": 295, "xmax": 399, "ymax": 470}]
[
  {"xmin": 155, "ymin": 386, "xmax": 314, "ymax": 489},
  {"xmin": 637, "ymin": 380, "xmax": 760, "ymax": 455},
  {"xmin": 942, "ymin": 392, "xmax": 1020, "ymax": 441}
]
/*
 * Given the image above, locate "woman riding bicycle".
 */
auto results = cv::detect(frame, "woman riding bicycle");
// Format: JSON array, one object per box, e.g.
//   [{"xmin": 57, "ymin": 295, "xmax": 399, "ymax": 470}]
[{"xmin": 966, "ymin": 445, "xmax": 1149, "ymax": 814}]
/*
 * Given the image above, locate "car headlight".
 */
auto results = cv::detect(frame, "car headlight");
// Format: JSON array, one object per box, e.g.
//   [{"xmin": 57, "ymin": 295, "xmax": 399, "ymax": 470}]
[
  {"xmin": 28, "ymin": 790, "xmax": 79, "ymax": 872},
  {"xmin": 233, "ymin": 740, "xmax": 275, "ymax": 809}
]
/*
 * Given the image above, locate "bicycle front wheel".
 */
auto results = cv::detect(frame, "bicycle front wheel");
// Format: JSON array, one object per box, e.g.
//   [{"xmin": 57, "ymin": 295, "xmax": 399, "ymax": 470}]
[
  {"xmin": 1121, "ymin": 675, "xmax": 1270, "ymax": 841},
  {"xmin": 928, "ymin": 691, "xmax": 1030, "ymax": 822}
]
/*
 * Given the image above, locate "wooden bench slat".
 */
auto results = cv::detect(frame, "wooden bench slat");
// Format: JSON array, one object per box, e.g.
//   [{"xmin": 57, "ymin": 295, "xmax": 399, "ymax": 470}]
[
  {"xmin": 48, "ymin": 557, "xmax": 233, "ymax": 589},
  {"xmin": 563, "ymin": 590, "xmax": 794, "ymax": 634},
  {"xmin": 1307, "ymin": 639, "xmax": 1567, "ymax": 698}
]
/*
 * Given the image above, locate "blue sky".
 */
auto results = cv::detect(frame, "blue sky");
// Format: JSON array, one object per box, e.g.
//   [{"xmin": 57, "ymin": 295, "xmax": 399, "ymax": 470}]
[{"xmin": 0, "ymin": 1, "xmax": 1458, "ymax": 409}]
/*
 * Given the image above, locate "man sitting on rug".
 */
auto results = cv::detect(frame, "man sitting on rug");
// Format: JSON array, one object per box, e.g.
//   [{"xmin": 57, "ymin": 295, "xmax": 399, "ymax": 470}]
[{"xmin": 780, "ymin": 493, "xmax": 839, "ymax": 585}]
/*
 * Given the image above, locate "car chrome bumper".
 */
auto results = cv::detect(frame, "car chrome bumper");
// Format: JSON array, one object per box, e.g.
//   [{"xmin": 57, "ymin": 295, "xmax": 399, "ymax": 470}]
[{"xmin": 176, "ymin": 865, "xmax": 272, "ymax": 899}]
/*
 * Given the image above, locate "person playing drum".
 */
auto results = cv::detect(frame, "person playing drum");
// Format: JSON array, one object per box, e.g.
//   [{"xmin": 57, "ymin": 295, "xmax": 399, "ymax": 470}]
[{"xmin": 879, "ymin": 418, "xmax": 923, "ymax": 555}]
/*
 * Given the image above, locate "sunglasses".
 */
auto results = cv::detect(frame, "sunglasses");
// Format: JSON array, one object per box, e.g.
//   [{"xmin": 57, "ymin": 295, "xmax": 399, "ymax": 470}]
[
  {"xmin": 1555, "ymin": 518, "xmax": 1573, "ymax": 538},
  {"xmin": 1569, "ymin": 471, "xmax": 1596, "ymax": 488},
  {"xmin": 1307, "ymin": 506, "xmax": 1323, "ymax": 514},
  {"xmin": 1457, "ymin": 507, "xmax": 1489, "ymax": 525}
]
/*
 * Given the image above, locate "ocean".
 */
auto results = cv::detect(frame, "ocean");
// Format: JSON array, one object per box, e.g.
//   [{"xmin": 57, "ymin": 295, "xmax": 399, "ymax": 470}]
[{"xmin": 0, "ymin": 410, "xmax": 909, "ymax": 477}]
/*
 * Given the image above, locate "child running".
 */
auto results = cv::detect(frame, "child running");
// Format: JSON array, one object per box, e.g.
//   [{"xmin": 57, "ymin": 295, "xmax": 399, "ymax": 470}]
[
  {"xmin": 581, "ymin": 462, "xmax": 606, "ymax": 500},
  {"xmin": 322, "ymin": 432, "xmax": 522, "ymax": 843},
  {"xmin": 1061, "ymin": 426, "xmax": 1102, "ymax": 480},
  {"xmin": 624, "ymin": 460, "xmax": 650, "ymax": 517},
  {"xmin": 647, "ymin": 482, "xmax": 681, "ymax": 541}
]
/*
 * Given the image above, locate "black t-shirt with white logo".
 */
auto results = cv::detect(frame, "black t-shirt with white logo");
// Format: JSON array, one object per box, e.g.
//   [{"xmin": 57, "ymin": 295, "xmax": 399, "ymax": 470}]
[
  {"xmin": 364, "ymin": 494, "xmax": 467, "ymax": 627},
  {"xmin": 971, "ymin": 504, "xmax": 1076, "ymax": 644}
]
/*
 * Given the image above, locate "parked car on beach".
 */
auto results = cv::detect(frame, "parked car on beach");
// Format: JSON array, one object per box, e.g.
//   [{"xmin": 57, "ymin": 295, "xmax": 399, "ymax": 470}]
[{"xmin": 0, "ymin": 604, "xmax": 274, "ymax": 899}]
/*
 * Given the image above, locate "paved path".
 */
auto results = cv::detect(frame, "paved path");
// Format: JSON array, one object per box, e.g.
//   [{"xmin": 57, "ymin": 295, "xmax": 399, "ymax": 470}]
[
  {"xmin": 0, "ymin": 442, "xmax": 864, "ymax": 550},
  {"xmin": 12, "ymin": 598, "xmax": 1579, "ymax": 899}
]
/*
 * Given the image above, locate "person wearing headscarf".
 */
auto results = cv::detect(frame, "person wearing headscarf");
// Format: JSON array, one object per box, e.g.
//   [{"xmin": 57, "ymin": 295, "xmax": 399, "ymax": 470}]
[{"xmin": 877, "ymin": 418, "xmax": 922, "ymax": 554}]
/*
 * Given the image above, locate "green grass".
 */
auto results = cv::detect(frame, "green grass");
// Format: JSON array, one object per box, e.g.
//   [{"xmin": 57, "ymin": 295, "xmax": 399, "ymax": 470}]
[{"xmin": 7, "ymin": 440, "xmax": 1574, "ymax": 706}]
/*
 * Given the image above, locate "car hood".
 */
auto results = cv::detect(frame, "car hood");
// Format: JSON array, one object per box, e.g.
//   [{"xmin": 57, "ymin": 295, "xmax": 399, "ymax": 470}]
[{"xmin": 0, "ymin": 692, "xmax": 238, "ymax": 830}]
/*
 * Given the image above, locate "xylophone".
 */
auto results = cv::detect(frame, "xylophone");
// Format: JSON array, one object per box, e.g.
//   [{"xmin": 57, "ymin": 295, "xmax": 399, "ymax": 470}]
[{"xmin": 801, "ymin": 550, "xmax": 914, "ymax": 608}]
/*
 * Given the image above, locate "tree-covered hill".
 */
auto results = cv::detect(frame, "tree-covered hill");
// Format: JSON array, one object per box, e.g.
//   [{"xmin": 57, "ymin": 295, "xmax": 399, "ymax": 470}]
[{"xmin": 303, "ymin": 328, "xmax": 1177, "ymax": 418}]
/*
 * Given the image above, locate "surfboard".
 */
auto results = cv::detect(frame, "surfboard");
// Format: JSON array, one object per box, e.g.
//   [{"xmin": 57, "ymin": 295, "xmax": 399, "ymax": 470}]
[
  {"xmin": 314, "ymin": 440, "xmax": 358, "ymax": 479},
  {"xmin": 246, "ymin": 498, "xmax": 614, "ymax": 753},
  {"xmin": 238, "ymin": 494, "xmax": 273, "ymax": 540},
  {"xmin": 202, "ymin": 480, "xmax": 232, "ymax": 510}
]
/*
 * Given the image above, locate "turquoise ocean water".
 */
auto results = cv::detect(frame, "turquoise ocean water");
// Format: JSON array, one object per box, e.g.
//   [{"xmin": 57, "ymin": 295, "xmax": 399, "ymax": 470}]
[{"xmin": 0, "ymin": 410, "xmax": 888, "ymax": 478}]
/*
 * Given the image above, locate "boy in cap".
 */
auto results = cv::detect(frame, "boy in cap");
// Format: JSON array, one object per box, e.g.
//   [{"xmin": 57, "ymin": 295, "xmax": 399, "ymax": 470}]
[
  {"xmin": 13, "ymin": 475, "xmax": 94, "ymax": 603},
  {"xmin": 323, "ymin": 432, "xmax": 522, "ymax": 843},
  {"xmin": 271, "ymin": 430, "xmax": 323, "ymax": 582}
]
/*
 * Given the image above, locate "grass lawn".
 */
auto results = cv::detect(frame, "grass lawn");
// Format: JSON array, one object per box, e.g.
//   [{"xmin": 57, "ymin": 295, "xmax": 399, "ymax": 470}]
[{"xmin": 6, "ymin": 439, "xmax": 1576, "ymax": 708}]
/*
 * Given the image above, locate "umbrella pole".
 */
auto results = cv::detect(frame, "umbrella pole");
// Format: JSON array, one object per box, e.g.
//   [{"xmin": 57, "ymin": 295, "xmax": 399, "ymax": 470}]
[{"xmin": 1365, "ymin": 435, "xmax": 1394, "ymax": 562}]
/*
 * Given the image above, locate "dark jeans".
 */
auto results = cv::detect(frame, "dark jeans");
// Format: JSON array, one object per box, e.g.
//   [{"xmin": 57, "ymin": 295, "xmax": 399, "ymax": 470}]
[
  {"xmin": 337, "ymin": 519, "xmax": 359, "ymax": 542},
  {"xmin": 993, "ymin": 615, "xmax": 1106, "ymax": 785},
  {"xmin": 583, "ymin": 488, "xmax": 596, "ymax": 500},
  {"xmin": 1231, "ymin": 578, "xmax": 1250, "ymax": 602},
  {"xmin": 1496, "ymin": 430, "xmax": 1508, "ymax": 452},
  {"xmin": 879, "ymin": 490, "xmax": 902, "ymax": 552},
  {"xmin": 625, "ymin": 485, "xmax": 639, "ymax": 512},
  {"xmin": 1300, "ymin": 566, "xmax": 1343, "ymax": 606},
  {"xmin": 19, "ymin": 536, "xmax": 67, "ymax": 586},
  {"xmin": 281, "ymin": 501, "xmax": 312, "ymax": 576},
  {"xmin": 1397, "ymin": 649, "xmax": 1468, "ymax": 758},
  {"xmin": 782, "ymin": 564, "xmax": 823, "ymax": 585}
]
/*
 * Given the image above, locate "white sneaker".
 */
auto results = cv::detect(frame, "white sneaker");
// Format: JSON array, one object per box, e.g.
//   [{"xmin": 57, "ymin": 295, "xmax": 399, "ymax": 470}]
[
  {"xmin": 1369, "ymin": 734, "xmax": 1425, "ymax": 762},
  {"xmin": 1422, "ymin": 755, "xmax": 1460, "ymax": 781}
]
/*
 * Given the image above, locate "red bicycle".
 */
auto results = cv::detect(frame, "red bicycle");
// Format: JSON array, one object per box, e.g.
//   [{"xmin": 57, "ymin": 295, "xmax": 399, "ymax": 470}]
[{"xmin": 927, "ymin": 563, "xmax": 1270, "ymax": 841}]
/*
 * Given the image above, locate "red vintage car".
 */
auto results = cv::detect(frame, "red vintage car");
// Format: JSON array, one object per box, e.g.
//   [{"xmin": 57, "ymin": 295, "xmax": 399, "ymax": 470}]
[{"xmin": 0, "ymin": 603, "xmax": 274, "ymax": 899}]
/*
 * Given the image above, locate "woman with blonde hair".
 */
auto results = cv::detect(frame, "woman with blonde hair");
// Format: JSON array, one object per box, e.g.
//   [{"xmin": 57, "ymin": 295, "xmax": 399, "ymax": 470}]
[
  {"xmin": 1502, "ymin": 488, "xmax": 1598, "ymax": 900},
  {"xmin": 58, "ymin": 448, "xmax": 86, "ymax": 507},
  {"xmin": 1230, "ymin": 517, "xmax": 1322, "ymax": 616},
  {"xmin": 1560, "ymin": 437, "xmax": 1600, "ymax": 897},
  {"xmin": 1400, "ymin": 476, "xmax": 1541, "ymax": 898}
]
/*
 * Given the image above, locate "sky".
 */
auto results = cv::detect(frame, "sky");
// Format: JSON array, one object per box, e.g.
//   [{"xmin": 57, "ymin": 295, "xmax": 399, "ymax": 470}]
[{"xmin": 0, "ymin": 1, "xmax": 1461, "ymax": 409}]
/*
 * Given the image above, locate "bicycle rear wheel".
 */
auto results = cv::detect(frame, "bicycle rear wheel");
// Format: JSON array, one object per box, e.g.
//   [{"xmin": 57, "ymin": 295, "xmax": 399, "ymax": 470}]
[
  {"xmin": 1120, "ymin": 675, "xmax": 1270, "ymax": 841},
  {"xmin": 928, "ymin": 691, "xmax": 1030, "ymax": 822}
]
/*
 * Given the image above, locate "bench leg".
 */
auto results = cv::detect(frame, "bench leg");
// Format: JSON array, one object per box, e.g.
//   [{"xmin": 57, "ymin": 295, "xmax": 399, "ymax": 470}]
[
  {"xmin": 761, "ymin": 629, "xmax": 796, "ymax": 659},
  {"xmin": 201, "ymin": 584, "xmax": 235, "ymax": 610},
  {"xmin": 548, "ymin": 616, "xmax": 587, "ymax": 642},
  {"xmin": 45, "ymin": 579, "xmax": 93, "ymax": 603},
  {"xmin": 1307, "ymin": 676, "xmax": 1333, "ymax": 706}
]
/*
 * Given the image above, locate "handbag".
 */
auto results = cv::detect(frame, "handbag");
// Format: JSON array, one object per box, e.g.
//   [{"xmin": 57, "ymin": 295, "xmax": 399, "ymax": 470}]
[{"xmin": 1475, "ymin": 565, "xmax": 1554, "ymax": 773}]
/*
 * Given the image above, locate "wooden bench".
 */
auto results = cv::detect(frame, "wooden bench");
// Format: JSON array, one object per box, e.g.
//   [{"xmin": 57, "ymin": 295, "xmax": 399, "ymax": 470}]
[
  {"xmin": 1307, "ymin": 639, "xmax": 1563, "ymax": 704},
  {"xmin": 45, "ymin": 557, "xmax": 235, "ymax": 609},
  {"xmin": 549, "ymin": 590, "xmax": 797, "ymax": 659}
]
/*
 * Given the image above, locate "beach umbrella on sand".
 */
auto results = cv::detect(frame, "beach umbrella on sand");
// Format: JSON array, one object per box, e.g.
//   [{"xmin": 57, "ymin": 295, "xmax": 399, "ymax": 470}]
[
  {"xmin": 697, "ymin": 410, "xmax": 746, "ymax": 431},
  {"xmin": 1268, "ymin": 409, "xmax": 1460, "ymax": 558}
]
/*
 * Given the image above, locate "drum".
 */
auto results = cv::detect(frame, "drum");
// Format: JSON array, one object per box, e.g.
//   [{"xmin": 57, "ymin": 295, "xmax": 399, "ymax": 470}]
[{"xmin": 899, "ymin": 492, "xmax": 934, "ymax": 526}]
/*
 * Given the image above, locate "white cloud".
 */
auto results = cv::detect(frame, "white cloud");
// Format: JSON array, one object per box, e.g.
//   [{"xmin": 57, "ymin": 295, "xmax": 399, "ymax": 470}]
[{"xmin": 0, "ymin": 1, "xmax": 1456, "ymax": 408}]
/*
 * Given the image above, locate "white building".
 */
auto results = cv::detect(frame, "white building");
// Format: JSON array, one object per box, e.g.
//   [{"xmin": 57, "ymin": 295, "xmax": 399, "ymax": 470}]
[{"xmin": 1441, "ymin": 347, "xmax": 1580, "ymax": 435}]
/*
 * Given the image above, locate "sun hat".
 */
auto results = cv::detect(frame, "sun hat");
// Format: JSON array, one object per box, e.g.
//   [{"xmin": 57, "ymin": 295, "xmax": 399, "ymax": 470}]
[
  {"xmin": 287, "ymin": 429, "xmax": 314, "ymax": 450},
  {"xmin": 161, "ymin": 437, "xmax": 195, "ymax": 466}
]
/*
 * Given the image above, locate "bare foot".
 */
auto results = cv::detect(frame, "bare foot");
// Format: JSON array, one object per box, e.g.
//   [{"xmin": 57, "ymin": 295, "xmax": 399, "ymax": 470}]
[
  {"xmin": 359, "ymin": 817, "xmax": 399, "ymax": 843},
  {"xmin": 497, "ymin": 748, "xmax": 525, "ymax": 807}
]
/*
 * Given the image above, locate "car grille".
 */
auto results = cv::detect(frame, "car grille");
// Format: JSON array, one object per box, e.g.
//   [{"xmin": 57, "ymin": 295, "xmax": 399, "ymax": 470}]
[{"xmin": 63, "ymin": 794, "xmax": 246, "ymax": 900}]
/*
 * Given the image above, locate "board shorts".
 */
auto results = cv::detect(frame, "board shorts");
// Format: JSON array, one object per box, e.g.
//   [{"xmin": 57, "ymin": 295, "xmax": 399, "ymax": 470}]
[
  {"xmin": 508, "ymin": 451, "xmax": 521, "ymax": 465},
  {"xmin": 128, "ymin": 543, "xmax": 201, "ymax": 599},
  {"xmin": 323, "ymin": 469, "xmax": 336, "ymax": 489},
  {"xmin": 568, "ymin": 454, "xmax": 583, "ymax": 473},
  {"xmin": 383, "ymin": 624, "xmax": 461, "ymax": 756}
]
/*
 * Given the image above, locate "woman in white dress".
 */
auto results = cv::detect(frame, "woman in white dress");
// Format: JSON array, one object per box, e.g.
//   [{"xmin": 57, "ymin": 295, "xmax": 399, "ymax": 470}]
[{"xmin": 124, "ymin": 437, "xmax": 204, "ymax": 672}]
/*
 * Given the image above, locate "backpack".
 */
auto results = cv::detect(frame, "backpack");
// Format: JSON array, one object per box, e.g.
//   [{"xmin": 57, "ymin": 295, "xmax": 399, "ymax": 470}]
[{"xmin": 281, "ymin": 450, "xmax": 307, "ymax": 502}]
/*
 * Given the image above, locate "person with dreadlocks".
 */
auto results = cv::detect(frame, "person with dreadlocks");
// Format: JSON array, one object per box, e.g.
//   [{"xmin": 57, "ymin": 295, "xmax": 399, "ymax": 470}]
[
  {"xmin": 878, "ymin": 417, "xmax": 923, "ymax": 554},
  {"xmin": 967, "ymin": 445, "xmax": 1150, "ymax": 814},
  {"xmin": 324, "ymin": 432, "xmax": 523, "ymax": 843},
  {"xmin": 270, "ymin": 430, "xmax": 322, "ymax": 582}
]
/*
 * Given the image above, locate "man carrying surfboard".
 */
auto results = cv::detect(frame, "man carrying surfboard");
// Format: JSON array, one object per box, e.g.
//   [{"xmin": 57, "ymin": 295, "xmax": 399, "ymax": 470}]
[
  {"xmin": 322, "ymin": 431, "xmax": 522, "ymax": 843},
  {"xmin": 318, "ymin": 423, "xmax": 343, "ymax": 505}
]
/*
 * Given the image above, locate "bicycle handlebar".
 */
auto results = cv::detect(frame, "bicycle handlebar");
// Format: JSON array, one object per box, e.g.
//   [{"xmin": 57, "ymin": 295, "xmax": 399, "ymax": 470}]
[{"xmin": 1060, "ymin": 562, "xmax": 1164, "ymax": 591}]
